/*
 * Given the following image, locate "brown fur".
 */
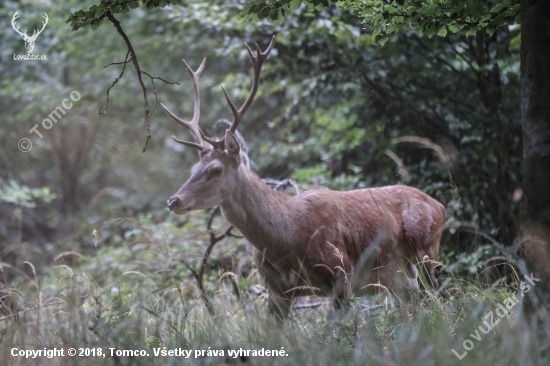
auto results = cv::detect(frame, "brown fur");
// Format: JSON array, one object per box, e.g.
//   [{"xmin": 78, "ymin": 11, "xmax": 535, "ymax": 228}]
[{"xmin": 169, "ymin": 149, "xmax": 445, "ymax": 321}]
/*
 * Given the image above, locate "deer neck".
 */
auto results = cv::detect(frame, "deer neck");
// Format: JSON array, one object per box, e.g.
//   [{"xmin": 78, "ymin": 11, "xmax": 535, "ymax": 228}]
[{"xmin": 219, "ymin": 165, "xmax": 294, "ymax": 250}]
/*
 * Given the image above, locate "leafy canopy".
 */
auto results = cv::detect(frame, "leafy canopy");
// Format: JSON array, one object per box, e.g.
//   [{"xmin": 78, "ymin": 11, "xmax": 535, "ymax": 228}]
[
  {"xmin": 66, "ymin": 0, "xmax": 178, "ymax": 31},
  {"xmin": 240, "ymin": 0, "xmax": 520, "ymax": 43}
]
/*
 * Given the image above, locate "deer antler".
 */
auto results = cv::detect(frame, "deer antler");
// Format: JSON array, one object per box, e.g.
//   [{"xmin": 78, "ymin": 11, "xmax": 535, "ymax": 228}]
[
  {"xmin": 11, "ymin": 12, "xmax": 48, "ymax": 40},
  {"xmin": 29, "ymin": 13, "xmax": 48, "ymax": 41},
  {"xmin": 163, "ymin": 36, "xmax": 275, "ymax": 152},
  {"xmin": 11, "ymin": 11, "xmax": 26, "ymax": 38},
  {"xmin": 161, "ymin": 58, "xmax": 211, "ymax": 151},
  {"xmin": 201, "ymin": 35, "xmax": 276, "ymax": 149}
]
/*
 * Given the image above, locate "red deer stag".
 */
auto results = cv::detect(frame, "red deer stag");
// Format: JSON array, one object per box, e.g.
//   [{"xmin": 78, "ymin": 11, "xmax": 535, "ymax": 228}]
[{"xmin": 162, "ymin": 36, "xmax": 445, "ymax": 322}]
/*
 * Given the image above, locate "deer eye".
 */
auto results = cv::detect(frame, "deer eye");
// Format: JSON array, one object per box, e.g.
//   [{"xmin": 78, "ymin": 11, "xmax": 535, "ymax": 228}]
[{"xmin": 212, "ymin": 166, "xmax": 222, "ymax": 175}]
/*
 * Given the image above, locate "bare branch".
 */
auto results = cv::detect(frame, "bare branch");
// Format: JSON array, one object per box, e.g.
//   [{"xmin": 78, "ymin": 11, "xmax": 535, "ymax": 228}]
[
  {"xmin": 102, "ymin": 12, "xmax": 179, "ymax": 153},
  {"xmin": 99, "ymin": 50, "xmax": 131, "ymax": 116}
]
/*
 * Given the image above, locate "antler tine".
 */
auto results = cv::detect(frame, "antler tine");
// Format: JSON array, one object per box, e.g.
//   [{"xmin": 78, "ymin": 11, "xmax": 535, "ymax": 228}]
[
  {"xmin": 161, "ymin": 58, "xmax": 211, "ymax": 151},
  {"xmin": 11, "ymin": 11, "xmax": 26, "ymax": 37},
  {"xmin": 199, "ymin": 129, "xmax": 225, "ymax": 149},
  {"xmin": 222, "ymin": 35, "xmax": 276, "ymax": 136},
  {"xmin": 33, "ymin": 13, "xmax": 48, "ymax": 38}
]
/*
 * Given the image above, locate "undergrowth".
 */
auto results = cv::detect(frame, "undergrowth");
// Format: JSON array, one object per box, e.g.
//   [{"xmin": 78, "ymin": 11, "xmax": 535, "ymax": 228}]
[{"xmin": 1, "ymin": 214, "xmax": 549, "ymax": 366}]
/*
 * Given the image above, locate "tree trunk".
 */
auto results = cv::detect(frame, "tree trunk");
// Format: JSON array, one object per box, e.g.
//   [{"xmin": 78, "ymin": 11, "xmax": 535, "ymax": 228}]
[{"xmin": 521, "ymin": 0, "xmax": 550, "ymax": 316}]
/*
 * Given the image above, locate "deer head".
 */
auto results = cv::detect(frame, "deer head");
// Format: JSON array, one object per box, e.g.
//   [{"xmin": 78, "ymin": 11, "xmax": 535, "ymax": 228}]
[
  {"xmin": 11, "ymin": 11, "xmax": 48, "ymax": 54},
  {"xmin": 163, "ymin": 36, "xmax": 276, "ymax": 214}
]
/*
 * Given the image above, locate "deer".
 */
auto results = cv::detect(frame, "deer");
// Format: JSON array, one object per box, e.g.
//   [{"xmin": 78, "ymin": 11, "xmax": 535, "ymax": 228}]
[
  {"xmin": 11, "ymin": 11, "xmax": 49, "ymax": 54},
  {"xmin": 162, "ymin": 36, "xmax": 446, "ymax": 323}
]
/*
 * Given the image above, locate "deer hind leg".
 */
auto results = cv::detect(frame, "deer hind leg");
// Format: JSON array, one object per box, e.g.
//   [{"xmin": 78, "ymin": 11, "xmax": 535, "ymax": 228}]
[
  {"xmin": 380, "ymin": 257, "xmax": 420, "ymax": 299},
  {"xmin": 418, "ymin": 247, "xmax": 441, "ymax": 291},
  {"xmin": 332, "ymin": 268, "xmax": 351, "ymax": 311},
  {"xmin": 393, "ymin": 259, "xmax": 420, "ymax": 295},
  {"xmin": 267, "ymin": 290, "xmax": 292, "ymax": 326}
]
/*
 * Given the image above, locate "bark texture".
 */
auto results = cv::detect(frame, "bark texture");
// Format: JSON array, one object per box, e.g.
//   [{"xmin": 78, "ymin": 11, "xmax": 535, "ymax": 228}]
[{"xmin": 521, "ymin": 0, "xmax": 550, "ymax": 316}]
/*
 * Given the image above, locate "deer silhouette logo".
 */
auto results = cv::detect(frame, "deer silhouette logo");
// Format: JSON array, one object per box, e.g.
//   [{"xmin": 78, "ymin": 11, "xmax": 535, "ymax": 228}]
[{"xmin": 11, "ymin": 11, "xmax": 48, "ymax": 54}]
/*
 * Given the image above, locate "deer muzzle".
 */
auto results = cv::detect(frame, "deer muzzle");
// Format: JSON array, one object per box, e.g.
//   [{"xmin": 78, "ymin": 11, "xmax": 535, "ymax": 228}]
[{"xmin": 167, "ymin": 196, "xmax": 191, "ymax": 214}]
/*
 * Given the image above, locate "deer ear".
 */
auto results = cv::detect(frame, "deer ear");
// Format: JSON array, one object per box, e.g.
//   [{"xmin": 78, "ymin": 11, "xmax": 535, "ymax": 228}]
[{"xmin": 224, "ymin": 130, "xmax": 241, "ymax": 161}]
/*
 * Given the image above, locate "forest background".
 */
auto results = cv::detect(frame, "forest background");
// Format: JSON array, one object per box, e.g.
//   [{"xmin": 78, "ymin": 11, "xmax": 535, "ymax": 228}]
[{"xmin": 1, "ymin": 0, "xmax": 548, "ymax": 365}]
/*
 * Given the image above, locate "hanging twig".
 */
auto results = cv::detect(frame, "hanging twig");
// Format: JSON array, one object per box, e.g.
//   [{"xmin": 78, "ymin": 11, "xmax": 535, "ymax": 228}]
[
  {"xmin": 102, "ymin": 12, "xmax": 179, "ymax": 153},
  {"xmin": 99, "ymin": 50, "xmax": 131, "ymax": 116}
]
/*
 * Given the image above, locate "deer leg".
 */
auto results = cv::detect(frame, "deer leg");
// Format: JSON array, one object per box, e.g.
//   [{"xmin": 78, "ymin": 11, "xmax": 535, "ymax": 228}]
[
  {"xmin": 419, "ymin": 253, "xmax": 440, "ymax": 291},
  {"xmin": 332, "ymin": 268, "xmax": 350, "ymax": 308},
  {"xmin": 384, "ymin": 257, "xmax": 420, "ymax": 299},
  {"xmin": 267, "ymin": 290, "xmax": 291, "ymax": 326},
  {"xmin": 252, "ymin": 248, "xmax": 292, "ymax": 324},
  {"xmin": 402, "ymin": 260, "xmax": 420, "ymax": 294}
]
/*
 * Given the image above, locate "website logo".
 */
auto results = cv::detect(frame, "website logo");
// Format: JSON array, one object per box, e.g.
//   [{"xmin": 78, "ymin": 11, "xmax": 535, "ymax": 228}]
[{"xmin": 11, "ymin": 11, "xmax": 48, "ymax": 61}]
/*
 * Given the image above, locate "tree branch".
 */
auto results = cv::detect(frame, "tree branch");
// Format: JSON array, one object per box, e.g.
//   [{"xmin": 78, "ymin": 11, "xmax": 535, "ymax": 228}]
[{"xmin": 104, "ymin": 12, "xmax": 179, "ymax": 153}]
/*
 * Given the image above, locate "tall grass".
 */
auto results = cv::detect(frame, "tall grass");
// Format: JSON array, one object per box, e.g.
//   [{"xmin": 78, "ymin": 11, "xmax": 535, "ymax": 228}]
[{"xmin": 1, "ymin": 215, "xmax": 549, "ymax": 366}]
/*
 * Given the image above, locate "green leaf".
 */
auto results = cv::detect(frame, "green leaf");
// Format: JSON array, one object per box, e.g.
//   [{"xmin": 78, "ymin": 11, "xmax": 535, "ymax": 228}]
[
  {"xmin": 129, "ymin": 1, "xmax": 139, "ymax": 9},
  {"xmin": 259, "ymin": 5, "xmax": 271, "ymax": 18},
  {"xmin": 448, "ymin": 24, "xmax": 460, "ymax": 33},
  {"xmin": 437, "ymin": 28, "xmax": 447, "ymax": 37},
  {"xmin": 465, "ymin": 26, "xmax": 478, "ymax": 36},
  {"xmin": 290, "ymin": 0, "xmax": 301, "ymax": 10},
  {"xmin": 282, "ymin": 4, "xmax": 291, "ymax": 14},
  {"xmin": 269, "ymin": 8, "xmax": 278, "ymax": 20},
  {"xmin": 424, "ymin": 3, "xmax": 437, "ymax": 14},
  {"xmin": 276, "ymin": 9, "xmax": 285, "ymax": 25}
]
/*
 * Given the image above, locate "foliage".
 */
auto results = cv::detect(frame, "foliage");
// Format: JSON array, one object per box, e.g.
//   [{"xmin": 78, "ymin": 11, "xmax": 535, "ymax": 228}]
[
  {"xmin": 66, "ymin": 0, "xmax": 178, "ymax": 31},
  {"xmin": 0, "ymin": 180, "xmax": 56, "ymax": 208},
  {"xmin": 240, "ymin": 5, "xmax": 521, "ymax": 249},
  {"xmin": 241, "ymin": 0, "xmax": 521, "ymax": 43},
  {"xmin": 1, "ymin": 0, "xmax": 522, "ymax": 278},
  {"xmin": 2, "ymin": 217, "xmax": 548, "ymax": 365},
  {"xmin": 0, "ymin": 0, "xmax": 534, "ymax": 363}
]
